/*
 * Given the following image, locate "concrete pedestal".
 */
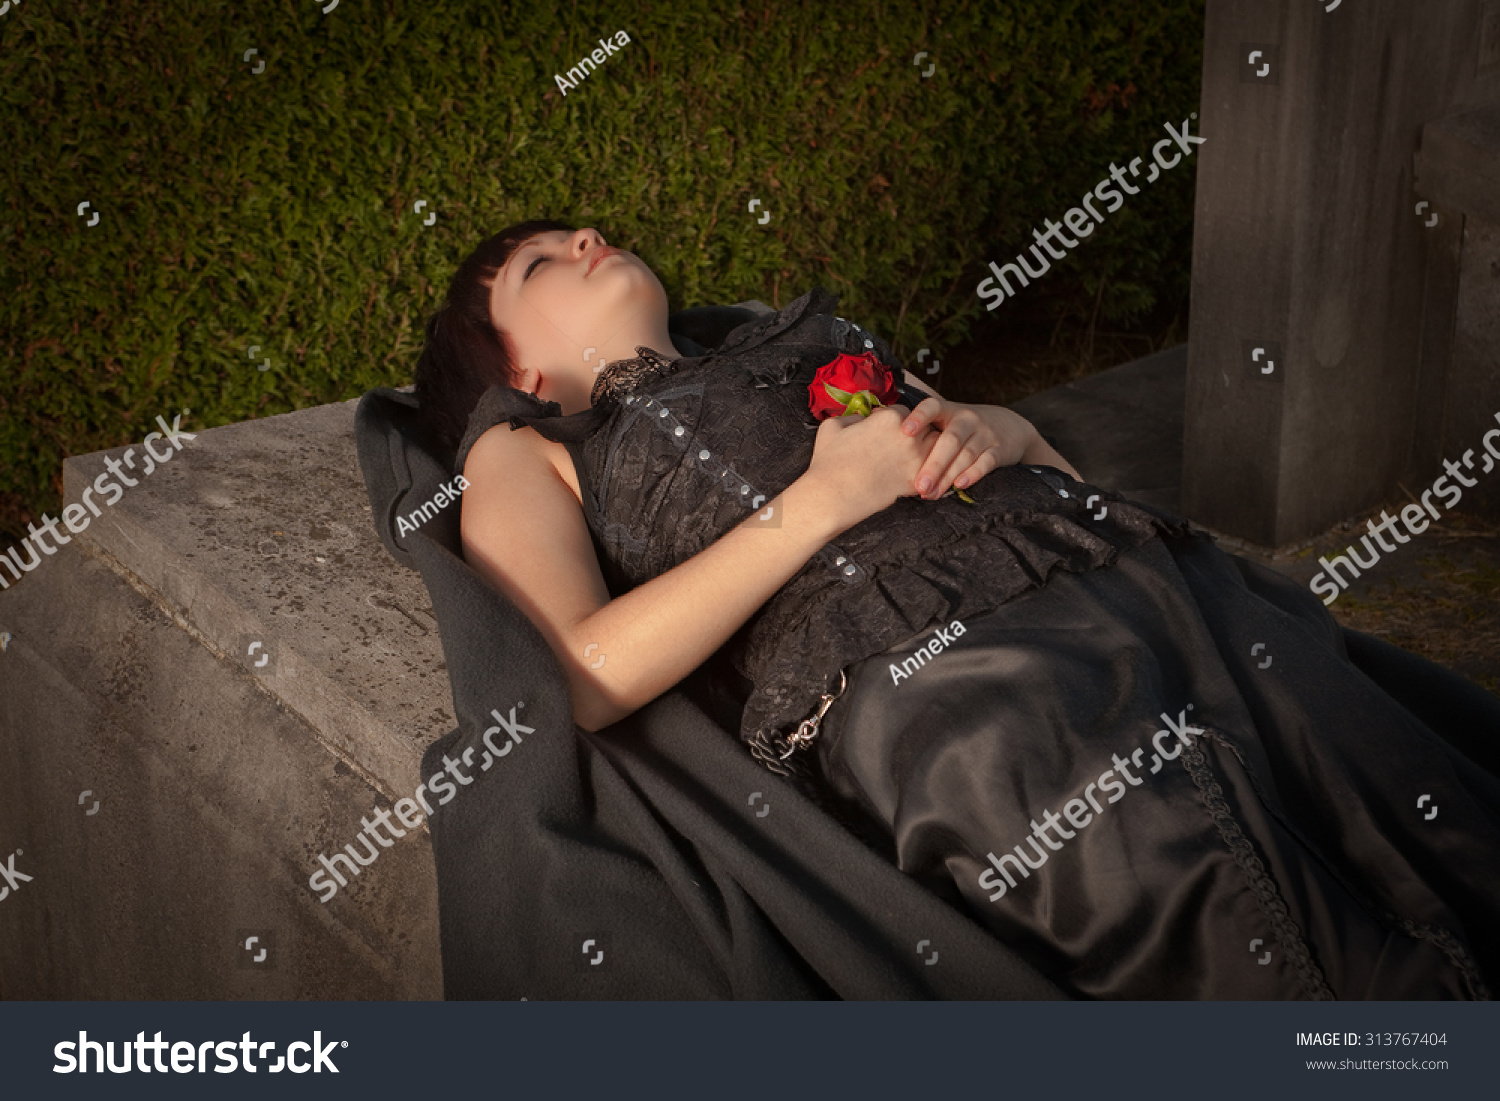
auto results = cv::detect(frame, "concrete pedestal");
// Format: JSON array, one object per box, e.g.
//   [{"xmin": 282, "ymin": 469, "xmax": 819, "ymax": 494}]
[
  {"xmin": 1184, "ymin": 0, "xmax": 1500, "ymax": 547},
  {"xmin": 0, "ymin": 399, "xmax": 446, "ymax": 999}
]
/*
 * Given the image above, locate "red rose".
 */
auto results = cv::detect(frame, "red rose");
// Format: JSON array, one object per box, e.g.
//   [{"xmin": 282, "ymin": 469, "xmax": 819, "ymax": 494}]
[{"xmin": 808, "ymin": 351, "xmax": 901, "ymax": 420}]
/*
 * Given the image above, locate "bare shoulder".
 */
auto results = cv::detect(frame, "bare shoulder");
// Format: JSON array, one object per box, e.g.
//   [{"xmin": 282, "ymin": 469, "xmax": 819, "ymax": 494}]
[
  {"xmin": 457, "ymin": 419, "xmax": 608, "ymax": 654},
  {"xmin": 462, "ymin": 422, "xmax": 581, "ymax": 507}
]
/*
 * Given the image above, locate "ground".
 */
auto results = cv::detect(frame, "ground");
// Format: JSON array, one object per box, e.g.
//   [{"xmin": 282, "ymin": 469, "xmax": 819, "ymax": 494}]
[{"xmin": 1308, "ymin": 508, "xmax": 1500, "ymax": 696}]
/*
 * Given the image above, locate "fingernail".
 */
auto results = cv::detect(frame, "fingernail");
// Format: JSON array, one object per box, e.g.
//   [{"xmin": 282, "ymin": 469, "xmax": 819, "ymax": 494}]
[{"xmin": 918, "ymin": 476, "xmax": 933, "ymax": 494}]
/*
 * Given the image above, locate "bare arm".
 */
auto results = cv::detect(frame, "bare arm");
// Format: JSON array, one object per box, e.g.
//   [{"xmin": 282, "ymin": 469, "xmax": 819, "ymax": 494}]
[{"xmin": 460, "ymin": 410, "xmax": 935, "ymax": 732}]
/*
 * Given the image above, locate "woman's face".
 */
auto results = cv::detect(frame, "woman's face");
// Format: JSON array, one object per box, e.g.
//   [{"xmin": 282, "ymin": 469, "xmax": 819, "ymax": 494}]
[{"xmin": 487, "ymin": 227, "xmax": 675, "ymax": 413}]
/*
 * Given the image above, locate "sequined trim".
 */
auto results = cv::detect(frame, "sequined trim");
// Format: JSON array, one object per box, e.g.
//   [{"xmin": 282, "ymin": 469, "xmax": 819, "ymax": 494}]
[{"xmin": 623, "ymin": 389, "xmax": 866, "ymax": 584}]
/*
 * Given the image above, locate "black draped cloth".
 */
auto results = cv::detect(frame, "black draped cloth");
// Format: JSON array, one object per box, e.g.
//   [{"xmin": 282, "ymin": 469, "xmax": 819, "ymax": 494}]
[{"xmin": 357, "ymin": 286, "xmax": 1500, "ymax": 999}]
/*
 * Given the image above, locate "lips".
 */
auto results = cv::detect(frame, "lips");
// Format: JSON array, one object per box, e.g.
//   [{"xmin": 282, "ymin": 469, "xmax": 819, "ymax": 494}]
[{"xmin": 587, "ymin": 247, "xmax": 618, "ymax": 276}]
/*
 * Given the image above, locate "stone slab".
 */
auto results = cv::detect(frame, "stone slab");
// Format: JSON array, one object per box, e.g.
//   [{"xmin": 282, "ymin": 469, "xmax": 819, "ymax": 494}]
[
  {"xmin": 0, "ymin": 542, "xmax": 440, "ymax": 999},
  {"xmin": 59, "ymin": 399, "xmax": 452, "ymax": 805}
]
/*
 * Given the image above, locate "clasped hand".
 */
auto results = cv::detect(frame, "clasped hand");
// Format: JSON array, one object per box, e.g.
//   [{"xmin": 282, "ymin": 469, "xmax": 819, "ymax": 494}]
[
  {"xmin": 896, "ymin": 396, "xmax": 1040, "ymax": 500},
  {"xmin": 806, "ymin": 394, "xmax": 1074, "ymax": 532}
]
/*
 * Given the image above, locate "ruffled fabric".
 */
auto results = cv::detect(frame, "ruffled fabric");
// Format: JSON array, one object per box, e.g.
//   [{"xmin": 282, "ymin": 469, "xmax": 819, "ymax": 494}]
[
  {"xmin": 454, "ymin": 286, "xmax": 1199, "ymax": 768},
  {"xmin": 738, "ymin": 465, "xmax": 1197, "ymax": 755}
]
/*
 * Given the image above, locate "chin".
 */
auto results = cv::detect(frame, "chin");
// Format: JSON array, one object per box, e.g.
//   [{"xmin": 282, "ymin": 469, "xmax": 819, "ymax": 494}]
[{"xmin": 599, "ymin": 266, "xmax": 667, "ymax": 315}]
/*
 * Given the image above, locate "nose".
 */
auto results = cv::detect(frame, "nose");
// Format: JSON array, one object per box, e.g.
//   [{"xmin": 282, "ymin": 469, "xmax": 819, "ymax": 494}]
[{"xmin": 580, "ymin": 233, "xmax": 612, "ymax": 272}]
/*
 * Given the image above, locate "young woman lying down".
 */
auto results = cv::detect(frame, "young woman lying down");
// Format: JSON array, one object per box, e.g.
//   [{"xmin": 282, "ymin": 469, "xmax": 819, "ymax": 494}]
[{"xmin": 411, "ymin": 220, "xmax": 1500, "ymax": 999}]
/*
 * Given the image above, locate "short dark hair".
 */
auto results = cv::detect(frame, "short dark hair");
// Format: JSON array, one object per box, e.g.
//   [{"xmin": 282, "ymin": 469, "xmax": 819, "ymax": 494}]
[{"xmin": 413, "ymin": 219, "xmax": 576, "ymax": 458}]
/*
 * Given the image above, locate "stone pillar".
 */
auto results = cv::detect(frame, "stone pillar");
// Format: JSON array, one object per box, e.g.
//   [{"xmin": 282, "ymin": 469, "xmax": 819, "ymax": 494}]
[
  {"xmin": 1414, "ymin": 103, "xmax": 1500, "ymax": 517},
  {"xmin": 1183, "ymin": 0, "xmax": 1500, "ymax": 547}
]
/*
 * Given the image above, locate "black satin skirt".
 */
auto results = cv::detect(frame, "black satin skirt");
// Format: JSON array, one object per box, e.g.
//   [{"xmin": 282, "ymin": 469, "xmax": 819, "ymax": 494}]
[{"xmin": 813, "ymin": 532, "xmax": 1500, "ymax": 999}]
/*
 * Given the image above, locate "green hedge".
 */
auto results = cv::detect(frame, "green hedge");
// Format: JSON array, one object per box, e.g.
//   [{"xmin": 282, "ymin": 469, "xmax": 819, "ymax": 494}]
[{"xmin": 0, "ymin": 0, "xmax": 1203, "ymax": 534}]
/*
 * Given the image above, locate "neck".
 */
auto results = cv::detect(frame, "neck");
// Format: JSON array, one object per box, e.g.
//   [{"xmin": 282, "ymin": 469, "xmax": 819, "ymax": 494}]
[{"xmin": 622, "ymin": 324, "xmax": 679, "ymax": 362}]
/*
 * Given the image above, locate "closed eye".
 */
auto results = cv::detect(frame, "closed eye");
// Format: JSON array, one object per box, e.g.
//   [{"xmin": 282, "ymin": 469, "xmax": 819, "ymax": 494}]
[{"xmin": 524, "ymin": 254, "xmax": 548, "ymax": 280}]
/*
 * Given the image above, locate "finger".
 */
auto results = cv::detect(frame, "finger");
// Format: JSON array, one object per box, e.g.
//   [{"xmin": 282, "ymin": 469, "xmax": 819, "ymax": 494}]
[
  {"xmin": 951, "ymin": 448, "xmax": 1001, "ymax": 490},
  {"xmin": 916, "ymin": 428, "xmax": 976, "ymax": 497},
  {"xmin": 901, "ymin": 397, "xmax": 945, "ymax": 436},
  {"xmin": 928, "ymin": 438, "xmax": 985, "ymax": 498},
  {"xmin": 924, "ymin": 411, "xmax": 995, "ymax": 493}
]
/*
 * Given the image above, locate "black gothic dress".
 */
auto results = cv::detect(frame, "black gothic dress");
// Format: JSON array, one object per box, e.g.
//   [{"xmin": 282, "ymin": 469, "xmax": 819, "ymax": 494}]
[{"xmin": 450, "ymin": 286, "xmax": 1500, "ymax": 1000}]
